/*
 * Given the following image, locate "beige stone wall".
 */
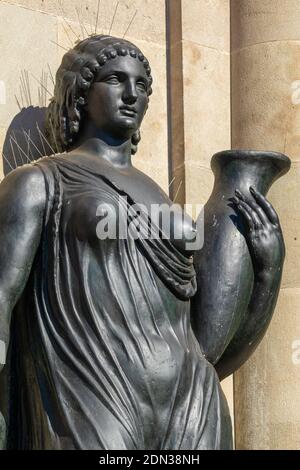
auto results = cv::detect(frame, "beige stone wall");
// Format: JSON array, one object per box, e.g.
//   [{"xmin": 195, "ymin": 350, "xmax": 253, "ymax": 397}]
[
  {"xmin": 181, "ymin": 0, "xmax": 230, "ymax": 200},
  {"xmin": 231, "ymin": 0, "xmax": 300, "ymax": 450},
  {"xmin": 0, "ymin": 0, "xmax": 168, "ymax": 190}
]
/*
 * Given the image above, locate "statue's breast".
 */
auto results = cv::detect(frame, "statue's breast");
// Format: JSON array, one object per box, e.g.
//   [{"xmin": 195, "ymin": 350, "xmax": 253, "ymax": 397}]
[
  {"xmin": 64, "ymin": 189, "xmax": 123, "ymax": 244},
  {"xmin": 66, "ymin": 191, "xmax": 197, "ymax": 255},
  {"xmin": 59, "ymin": 163, "xmax": 197, "ymax": 254}
]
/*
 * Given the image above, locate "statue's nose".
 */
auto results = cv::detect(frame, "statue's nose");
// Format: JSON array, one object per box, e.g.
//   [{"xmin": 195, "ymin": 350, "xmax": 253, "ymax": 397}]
[{"xmin": 123, "ymin": 81, "xmax": 138, "ymax": 104}]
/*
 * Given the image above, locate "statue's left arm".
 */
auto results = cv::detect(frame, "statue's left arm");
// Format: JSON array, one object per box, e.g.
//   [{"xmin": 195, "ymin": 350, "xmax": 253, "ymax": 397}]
[
  {"xmin": 215, "ymin": 187, "xmax": 285, "ymax": 379},
  {"xmin": 193, "ymin": 187, "xmax": 285, "ymax": 381}
]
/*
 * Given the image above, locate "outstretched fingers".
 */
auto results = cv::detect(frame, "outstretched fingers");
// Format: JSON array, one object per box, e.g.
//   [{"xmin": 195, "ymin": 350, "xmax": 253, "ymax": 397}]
[{"xmin": 249, "ymin": 187, "xmax": 280, "ymax": 225}]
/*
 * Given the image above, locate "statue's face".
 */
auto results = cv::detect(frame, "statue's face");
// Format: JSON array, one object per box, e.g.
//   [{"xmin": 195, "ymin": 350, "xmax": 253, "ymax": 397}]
[{"xmin": 86, "ymin": 54, "xmax": 149, "ymax": 140}]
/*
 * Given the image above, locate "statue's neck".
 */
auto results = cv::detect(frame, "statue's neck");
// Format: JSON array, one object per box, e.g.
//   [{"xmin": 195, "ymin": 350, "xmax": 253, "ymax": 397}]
[{"xmin": 71, "ymin": 124, "xmax": 133, "ymax": 168}]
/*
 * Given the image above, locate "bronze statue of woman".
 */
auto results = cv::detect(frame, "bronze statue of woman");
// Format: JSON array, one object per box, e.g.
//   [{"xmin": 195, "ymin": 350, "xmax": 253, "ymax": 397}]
[{"xmin": 0, "ymin": 35, "xmax": 289, "ymax": 449}]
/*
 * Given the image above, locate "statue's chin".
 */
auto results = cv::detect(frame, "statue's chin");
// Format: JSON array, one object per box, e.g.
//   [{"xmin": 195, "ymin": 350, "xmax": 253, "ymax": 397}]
[
  {"xmin": 116, "ymin": 115, "xmax": 139, "ymax": 131},
  {"xmin": 111, "ymin": 123, "xmax": 139, "ymax": 142}
]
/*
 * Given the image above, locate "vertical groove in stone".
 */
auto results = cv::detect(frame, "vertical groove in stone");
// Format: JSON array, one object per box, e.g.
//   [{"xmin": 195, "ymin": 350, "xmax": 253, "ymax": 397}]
[{"xmin": 165, "ymin": 0, "xmax": 185, "ymax": 205}]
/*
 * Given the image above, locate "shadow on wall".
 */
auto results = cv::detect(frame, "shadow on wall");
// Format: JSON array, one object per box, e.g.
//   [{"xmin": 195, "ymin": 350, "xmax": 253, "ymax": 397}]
[{"xmin": 2, "ymin": 106, "xmax": 54, "ymax": 176}]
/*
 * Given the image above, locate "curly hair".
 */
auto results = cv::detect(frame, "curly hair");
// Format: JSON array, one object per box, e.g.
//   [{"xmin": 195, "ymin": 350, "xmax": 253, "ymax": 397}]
[{"xmin": 45, "ymin": 35, "xmax": 153, "ymax": 155}]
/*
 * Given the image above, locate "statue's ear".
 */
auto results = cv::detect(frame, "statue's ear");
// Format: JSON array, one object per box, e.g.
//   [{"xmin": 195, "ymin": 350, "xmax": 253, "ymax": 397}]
[{"xmin": 131, "ymin": 129, "xmax": 141, "ymax": 155}]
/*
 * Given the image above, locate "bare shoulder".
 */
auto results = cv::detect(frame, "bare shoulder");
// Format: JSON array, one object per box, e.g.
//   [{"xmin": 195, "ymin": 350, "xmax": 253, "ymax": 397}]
[{"xmin": 0, "ymin": 164, "xmax": 46, "ymax": 213}]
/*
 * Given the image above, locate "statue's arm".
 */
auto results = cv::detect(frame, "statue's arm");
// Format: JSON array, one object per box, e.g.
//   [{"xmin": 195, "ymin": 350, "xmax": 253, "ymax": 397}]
[
  {"xmin": 0, "ymin": 165, "xmax": 46, "ymax": 373},
  {"xmin": 214, "ymin": 188, "xmax": 285, "ymax": 380}
]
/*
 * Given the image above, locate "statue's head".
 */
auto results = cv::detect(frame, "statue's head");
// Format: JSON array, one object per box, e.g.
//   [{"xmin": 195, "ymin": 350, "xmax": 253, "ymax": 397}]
[{"xmin": 45, "ymin": 35, "xmax": 153, "ymax": 155}]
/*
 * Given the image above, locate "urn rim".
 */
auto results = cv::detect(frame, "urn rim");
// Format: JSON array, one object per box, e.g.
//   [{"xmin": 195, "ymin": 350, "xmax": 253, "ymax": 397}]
[{"xmin": 211, "ymin": 149, "xmax": 291, "ymax": 175}]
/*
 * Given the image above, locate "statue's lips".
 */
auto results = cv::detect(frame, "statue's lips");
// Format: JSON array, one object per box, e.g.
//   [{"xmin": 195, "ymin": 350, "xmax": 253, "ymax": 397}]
[{"xmin": 119, "ymin": 107, "xmax": 137, "ymax": 117}]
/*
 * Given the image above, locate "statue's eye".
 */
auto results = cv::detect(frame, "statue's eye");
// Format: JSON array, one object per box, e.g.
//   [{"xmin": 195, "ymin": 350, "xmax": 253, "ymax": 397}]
[
  {"xmin": 105, "ymin": 75, "xmax": 120, "ymax": 84},
  {"xmin": 137, "ymin": 80, "xmax": 147, "ymax": 92}
]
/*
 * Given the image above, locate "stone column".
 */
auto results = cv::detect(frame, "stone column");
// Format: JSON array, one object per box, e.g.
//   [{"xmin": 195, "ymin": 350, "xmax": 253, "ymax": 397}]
[{"xmin": 231, "ymin": 0, "xmax": 300, "ymax": 449}]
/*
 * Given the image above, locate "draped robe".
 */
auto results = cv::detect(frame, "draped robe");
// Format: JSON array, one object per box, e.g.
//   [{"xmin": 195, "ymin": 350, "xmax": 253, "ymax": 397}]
[{"xmin": 6, "ymin": 156, "xmax": 232, "ymax": 449}]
